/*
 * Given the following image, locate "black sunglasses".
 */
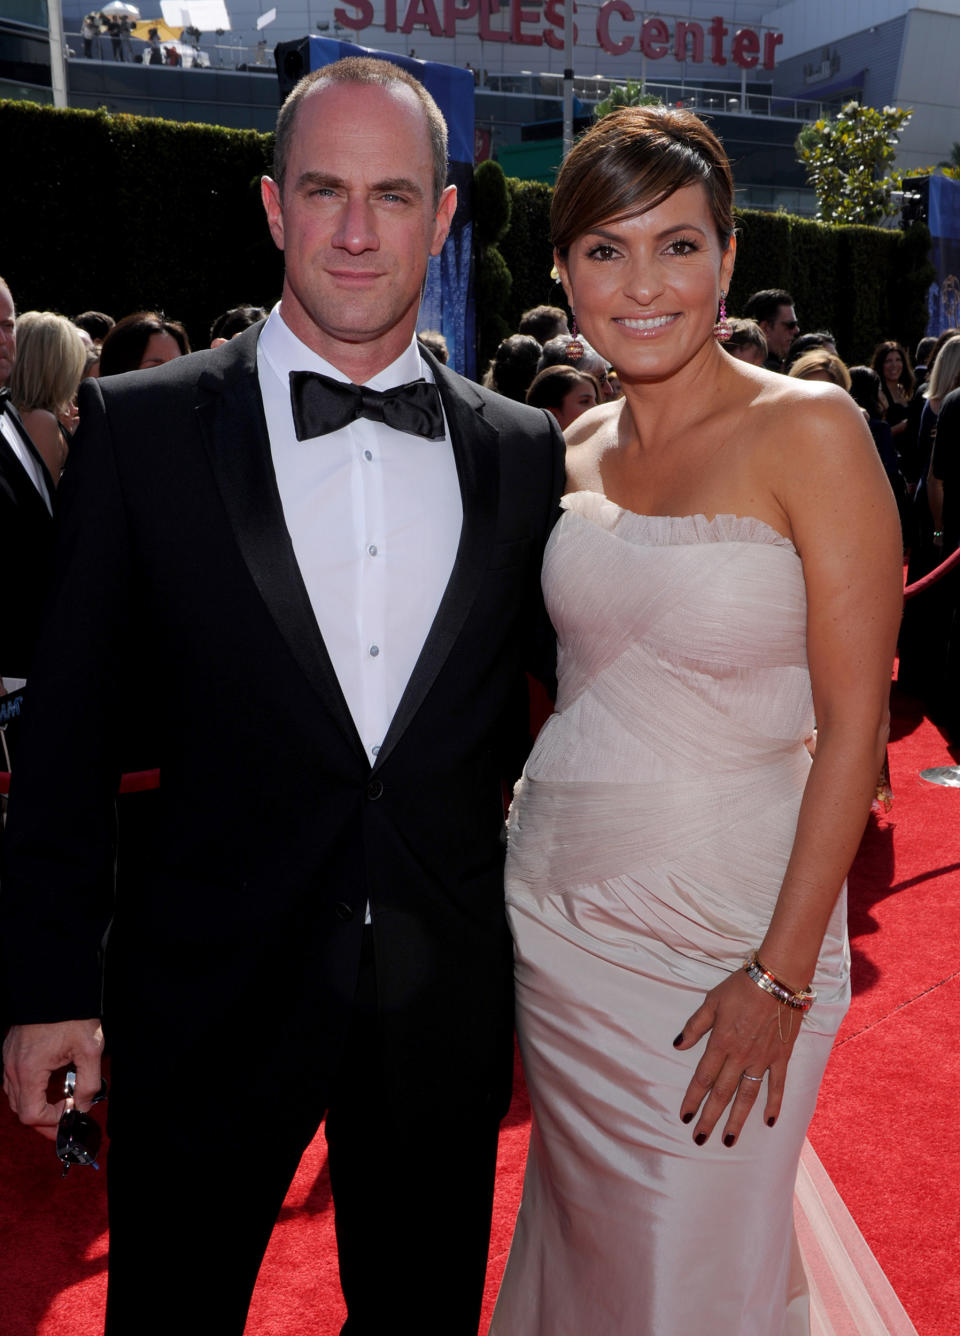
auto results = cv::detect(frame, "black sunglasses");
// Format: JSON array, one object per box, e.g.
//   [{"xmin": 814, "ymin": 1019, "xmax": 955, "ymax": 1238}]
[{"xmin": 56, "ymin": 1067, "xmax": 108, "ymax": 1176}]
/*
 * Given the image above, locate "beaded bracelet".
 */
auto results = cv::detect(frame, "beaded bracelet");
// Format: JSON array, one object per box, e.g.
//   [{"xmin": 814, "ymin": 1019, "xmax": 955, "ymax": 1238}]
[{"xmin": 743, "ymin": 951, "xmax": 816, "ymax": 1013}]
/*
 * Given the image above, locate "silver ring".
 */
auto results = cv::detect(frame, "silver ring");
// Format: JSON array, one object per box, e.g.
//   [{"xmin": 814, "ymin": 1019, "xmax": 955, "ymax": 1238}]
[{"xmin": 740, "ymin": 1072, "xmax": 764, "ymax": 1083}]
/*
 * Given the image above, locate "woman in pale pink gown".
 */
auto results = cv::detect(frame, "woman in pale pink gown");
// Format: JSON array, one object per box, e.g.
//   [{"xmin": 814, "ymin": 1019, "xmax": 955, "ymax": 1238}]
[{"xmin": 491, "ymin": 108, "xmax": 903, "ymax": 1335}]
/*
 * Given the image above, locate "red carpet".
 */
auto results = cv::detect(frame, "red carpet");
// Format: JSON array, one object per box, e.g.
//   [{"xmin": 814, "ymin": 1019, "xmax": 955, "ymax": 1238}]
[
  {"xmin": 1, "ymin": 685, "xmax": 956, "ymax": 1334},
  {"xmin": 807, "ymin": 687, "xmax": 960, "ymax": 1336}
]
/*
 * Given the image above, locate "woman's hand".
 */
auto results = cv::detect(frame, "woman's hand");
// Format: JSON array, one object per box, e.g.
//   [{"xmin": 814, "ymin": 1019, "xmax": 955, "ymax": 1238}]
[{"xmin": 674, "ymin": 969, "xmax": 800, "ymax": 1146}]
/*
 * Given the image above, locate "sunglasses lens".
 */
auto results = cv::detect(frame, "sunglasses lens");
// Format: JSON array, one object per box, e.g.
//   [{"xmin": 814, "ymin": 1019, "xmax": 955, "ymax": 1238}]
[{"xmin": 56, "ymin": 1109, "xmax": 102, "ymax": 1166}]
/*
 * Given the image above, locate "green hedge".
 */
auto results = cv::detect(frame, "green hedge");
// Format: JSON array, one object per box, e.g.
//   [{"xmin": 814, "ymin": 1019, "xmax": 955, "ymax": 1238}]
[
  {"xmin": 0, "ymin": 100, "xmax": 280, "ymax": 350},
  {"xmin": 1, "ymin": 98, "xmax": 935, "ymax": 365}
]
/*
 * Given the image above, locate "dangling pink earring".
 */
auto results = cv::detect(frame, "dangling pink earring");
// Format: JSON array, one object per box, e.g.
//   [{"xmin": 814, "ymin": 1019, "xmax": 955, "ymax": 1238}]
[
  {"xmin": 566, "ymin": 314, "xmax": 584, "ymax": 361},
  {"xmin": 713, "ymin": 290, "xmax": 732, "ymax": 342}
]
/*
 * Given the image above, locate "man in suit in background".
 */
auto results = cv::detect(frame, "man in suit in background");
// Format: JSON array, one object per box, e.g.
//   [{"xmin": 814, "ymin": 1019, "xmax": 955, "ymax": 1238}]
[
  {"xmin": 1, "ymin": 59, "xmax": 563, "ymax": 1335},
  {"xmin": 0, "ymin": 276, "xmax": 56, "ymax": 691},
  {"xmin": 742, "ymin": 287, "xmax": 799, "ymax": 372}
]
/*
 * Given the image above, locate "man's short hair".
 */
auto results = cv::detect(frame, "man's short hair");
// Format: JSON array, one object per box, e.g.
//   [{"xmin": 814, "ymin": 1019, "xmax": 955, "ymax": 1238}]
[
  {"xmin": 723, "ymin": 318, "xmax": 767, "ymax": 358},
  {"xmin": 210, "ymin": 304, "xmax": 268, "ymax": 343},
  {"xmin": 518, "ymin": 305, "xmax": 569, "ymax": 345},
  {"xmin": 784, "ymin": 331, "xmax": 836, "ymax": 370},
  {"xmin": 417, "ymin": 328, "xmax": 448, "ymax": 364},
  {"xmin": 272, "ymin": 56, "xmax": 449, "ymax": 207},
  {"xmin": 74, "ymin": 310, "xmax": 115, "ymax": 342},
  {"xmin": 742, "ymin": 289, "xmax": 795, "ymax": 325}
]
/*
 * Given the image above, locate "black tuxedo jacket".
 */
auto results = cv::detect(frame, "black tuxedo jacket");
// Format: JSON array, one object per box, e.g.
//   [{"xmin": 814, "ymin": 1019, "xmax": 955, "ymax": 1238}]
[
  {"xmin": 0, "ymin": 326, "xmax": 564, "ymax": 1115},
  {"xmin": 0, "ymin": 397, "xmax": 55, "ymax": 680}
]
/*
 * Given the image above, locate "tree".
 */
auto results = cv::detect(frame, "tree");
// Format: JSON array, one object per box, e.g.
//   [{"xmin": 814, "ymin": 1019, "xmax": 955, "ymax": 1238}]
[
  {"xmin": 472, "ymin": 160, "xmax": 514, "ymax": 365},
  {"xmin": 593, "ymin": 79, "xmax": 661, "ymax": 120},
  {"xmin": 795, "ymin": 101, "xmax": 912, "ymax": 225},
  {"xmin": 939, "ymin": 142, "xmax": 960, "ymax": 170}
]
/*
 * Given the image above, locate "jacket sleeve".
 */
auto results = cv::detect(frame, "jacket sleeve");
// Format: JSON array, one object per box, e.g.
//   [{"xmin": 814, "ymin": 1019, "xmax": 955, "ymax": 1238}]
[{"xmin": 1, "ymin": 376, "xmax": 131, "ymax": 1023}]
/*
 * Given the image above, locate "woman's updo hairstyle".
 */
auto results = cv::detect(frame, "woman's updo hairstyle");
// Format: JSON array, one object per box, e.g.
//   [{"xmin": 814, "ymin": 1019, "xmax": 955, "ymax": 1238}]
[{"xmin": 551, "ymin": 106, "xmax": 735, "ymax": 257}]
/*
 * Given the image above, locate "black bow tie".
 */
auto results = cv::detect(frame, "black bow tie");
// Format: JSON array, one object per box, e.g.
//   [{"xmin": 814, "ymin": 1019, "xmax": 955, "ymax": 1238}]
[{"xmin": 289, "ymin": 370, "xmax": 445, "ymax": 442}]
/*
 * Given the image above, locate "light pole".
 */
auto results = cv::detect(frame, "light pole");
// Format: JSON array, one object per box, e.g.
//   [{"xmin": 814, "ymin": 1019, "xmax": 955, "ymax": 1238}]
[
  {"xmin": 47, "ymin": 0, "xmax": 68, "ymax": 108},
  {"xmin": 562, "ymin": 0, "xmax": 573, "ymax": 156}
]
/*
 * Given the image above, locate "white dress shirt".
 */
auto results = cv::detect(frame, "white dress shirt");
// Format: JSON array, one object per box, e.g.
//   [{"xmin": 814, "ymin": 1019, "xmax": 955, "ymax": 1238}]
[{"xmin": 257, "ymin": 305, "xmax": 463, "ymax": 766}]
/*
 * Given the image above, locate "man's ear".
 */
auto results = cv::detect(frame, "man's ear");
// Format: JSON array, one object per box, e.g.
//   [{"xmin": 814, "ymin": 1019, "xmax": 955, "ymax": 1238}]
[
  {"xmin": 430, "ymin": 185, "xmax": 458, "ymax": 257},
  {"xmin": 261, "ymin": 176, "xmax": 285, "ymax": 252}
]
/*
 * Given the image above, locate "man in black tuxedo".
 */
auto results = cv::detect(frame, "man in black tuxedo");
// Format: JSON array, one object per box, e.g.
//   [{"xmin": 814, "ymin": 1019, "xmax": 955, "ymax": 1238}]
[
  {"xmin": 0, "ymin": 277, "xmax": 56, "ymax": 689},
  {"xmin": 1, "ymin": 59, "xmax": 564, "ymax": 1335}
]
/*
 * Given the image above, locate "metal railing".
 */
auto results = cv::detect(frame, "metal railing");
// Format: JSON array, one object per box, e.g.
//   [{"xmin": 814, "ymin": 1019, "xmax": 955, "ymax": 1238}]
[{"xmin": 481, "ymin": 72, "xmax": 841, "ymax": 122}]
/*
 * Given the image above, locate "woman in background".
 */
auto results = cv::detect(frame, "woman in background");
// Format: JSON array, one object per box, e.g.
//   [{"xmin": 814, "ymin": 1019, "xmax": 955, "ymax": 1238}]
[
  {"xmin": 871, "ymin": 340, "xmax": 914, "ymax": 442},
  {"xmin": 8, "ymin": 311, "xmax": 88, "ymax": 484},
  {"xmin": 99, "ymin": 311, "xmax": 190, "ymax": 377},
  {"xmin": 526, "ymin": 365, "xmax": 600, "ymax": 431},
  {"xmin": 788, "ymin": 348, "xmax": 851, "ymax": 391}
]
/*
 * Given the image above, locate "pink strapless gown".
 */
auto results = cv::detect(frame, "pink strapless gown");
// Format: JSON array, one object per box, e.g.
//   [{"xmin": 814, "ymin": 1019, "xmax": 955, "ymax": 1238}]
[{"xmin": 492, "ymin": 491, "xmax": 850, "ymax": 1336}]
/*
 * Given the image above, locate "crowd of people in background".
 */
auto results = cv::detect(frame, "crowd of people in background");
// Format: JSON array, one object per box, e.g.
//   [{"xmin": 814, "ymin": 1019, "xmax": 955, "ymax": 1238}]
[
  {"xmin": 79, "ymin": 12, "xmax": 205, "ymax": 66},
  {"xmin": 2, "ymin": 273, "xmax": 959, "ymax": 737}
]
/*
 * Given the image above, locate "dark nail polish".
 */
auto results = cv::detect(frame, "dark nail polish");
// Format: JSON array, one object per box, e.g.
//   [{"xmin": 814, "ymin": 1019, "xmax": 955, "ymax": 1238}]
[
  {"xmin": 694, "ymin": 1132, "xmax": 707, "ymax": 1146},
  {"xmin": 681, "ymin": 1111, "xmax": 694, "ymax": 1124},
  {"xmin": 673, "ymin": 1033, "xmax": 684, "ymax": 1048},
  {"xmin": 723, "ymin": 1134, "xmax": 736, "ymax": 1147},
  {"xmin": 767, "ymin": 1116, "xmax": 777, "ymax": 1127}
]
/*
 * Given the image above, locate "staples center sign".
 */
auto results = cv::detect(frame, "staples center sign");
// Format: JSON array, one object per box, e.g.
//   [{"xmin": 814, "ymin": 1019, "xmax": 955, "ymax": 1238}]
[{"xmin": 333, "ymin": 3, "xmax": 784, "ymax": 66}]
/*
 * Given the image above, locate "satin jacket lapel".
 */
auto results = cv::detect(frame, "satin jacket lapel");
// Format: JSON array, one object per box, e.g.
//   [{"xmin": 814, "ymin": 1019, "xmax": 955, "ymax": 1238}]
[
  {"xmin": 374, "ymin": 354, "xmax": 499, "ymax": 770},
  {"xmin": 194, "ymin": 327, "xmax": 366, "ymax": 760}
]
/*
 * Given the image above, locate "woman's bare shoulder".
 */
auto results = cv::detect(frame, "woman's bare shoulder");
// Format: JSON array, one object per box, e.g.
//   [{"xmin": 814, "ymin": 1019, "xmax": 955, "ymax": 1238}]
[
  {"xmin": 741, "ymin": 374, "xmax": 871, "ymax": 465},
  {"xmin": 563, "ymin": 400, "xmax": 623, "ymax": 491}
]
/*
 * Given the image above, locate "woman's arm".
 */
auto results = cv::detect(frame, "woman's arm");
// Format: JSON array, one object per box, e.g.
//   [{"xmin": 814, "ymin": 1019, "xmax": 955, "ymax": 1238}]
[
  {"xmin": 20, "ymin": 408, "xmax": 66, "ymax": 484},
  {"xmin": 676, "ymin": 388, "xmax": 903, "ymax": 1146}
]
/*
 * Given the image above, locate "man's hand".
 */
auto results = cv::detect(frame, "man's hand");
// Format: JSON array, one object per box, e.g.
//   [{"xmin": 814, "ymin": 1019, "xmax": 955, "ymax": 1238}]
[{"xmin": 3, "ymin": 1019, "xmax": 104, "ymax": 1141}]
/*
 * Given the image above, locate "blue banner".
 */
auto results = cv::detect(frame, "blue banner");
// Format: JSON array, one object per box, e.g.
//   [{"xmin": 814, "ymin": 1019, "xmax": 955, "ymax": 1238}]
[
  {"xmin": 293, "ymin": 36, "xmax": 476, "ymax": 377},
  {"xmin": 925, "ymin": 175, "xmax": 960, "ymax": 336}
]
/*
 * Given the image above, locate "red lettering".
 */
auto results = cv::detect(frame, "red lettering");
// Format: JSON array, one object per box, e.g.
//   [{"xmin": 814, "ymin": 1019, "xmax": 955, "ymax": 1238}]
[
  {"xmin": 763, "ymin": 30, "xmax": 783, "ymax": 69},
  {"xmin": 674, "ymin": 20, "xmax": 704, "ymax": 63},
  {"xmin": 478, "ymin": 0, "xmax": 509, "ymax": 42},
  {"xmin": 334, "ymin": 0, "xmax": 373, "ymax": 30},
  {"xmin": 708, "ymin": 14, "xmax": 727, "ymax": 64},
  {"xmin": 511, "ymin": 0, "xmax": 543, "ymax": 45},
  {"xmin": 640, "ymin": 16, "xmax": 668, "ymax": 58},
  {"xmin": 401, "ymin": 0, "xmax": 444, "ymax": 35},
  {"xmin": 731, "ymin": 27, "xmax": 759, "ymax": 68},
  {"xmin": 385, "ymin": 0, "xmax": 398, "ymax": 30},
  {"xmin": 596, "ymin": 0, "xmax": 632, "ymax": 56},
  {"xmin": 543, "ymin": 0, "xmax": 577, "ymax": 49},
  {"xmin": 442, "ymin": 0, "xmax": 477, "ymax": 38}
]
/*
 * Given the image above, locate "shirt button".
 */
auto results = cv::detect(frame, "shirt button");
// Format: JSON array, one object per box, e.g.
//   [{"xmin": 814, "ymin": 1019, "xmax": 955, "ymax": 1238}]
[
  {"xmin": 371, "ymin": 744, "xmax": 380, "ymax": 756},
  {"xmin": 364, "ymin": 449, "xmax": 373, "ymax": 461},
  {"xmin": 369, "ymin": 644, "xmax": 380, "ymax": 657},
  {"xmin": 368, "ymin": 544, "xmax": 378, "ymax": 556},
  {"xmin": 366, "ymin": 779, "xmax": 384, "ymax": 800}
]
